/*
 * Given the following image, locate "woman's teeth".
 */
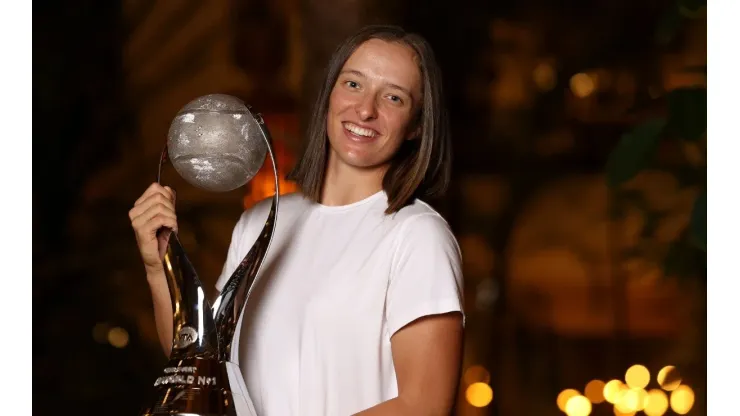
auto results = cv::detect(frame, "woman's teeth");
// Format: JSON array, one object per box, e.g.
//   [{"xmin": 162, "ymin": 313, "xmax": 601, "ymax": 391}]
[{"xmin": 344, "ymin": 122, "xmax": 376, "ymax": 138}]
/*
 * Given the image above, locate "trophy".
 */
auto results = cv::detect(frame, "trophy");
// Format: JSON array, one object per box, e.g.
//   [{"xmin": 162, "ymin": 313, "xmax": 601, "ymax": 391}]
[{"xmin": 139, "ymin": 94, "xmax": 279, "ymax": 416}]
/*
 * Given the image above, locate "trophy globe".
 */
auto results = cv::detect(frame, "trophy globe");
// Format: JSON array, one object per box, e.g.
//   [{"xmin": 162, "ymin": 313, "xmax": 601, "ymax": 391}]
[{"xmin": 165, "ymin": 93, "xmax": 268, "ymax": 192}]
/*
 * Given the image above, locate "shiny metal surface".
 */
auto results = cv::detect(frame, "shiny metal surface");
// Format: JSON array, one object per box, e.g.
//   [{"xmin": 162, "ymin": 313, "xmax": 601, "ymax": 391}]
[
  {"xmin": 140, "ymin": 357, "xmax": 239, "ymax": 416},
  {"xmin": 162, "ymin": 232, "xmax": 219, "ymax": 360},
  {"xmin": 212, "ymin": 115, "xmax": 279, "ymax": 362},
  {"xmin": 141, "ymin": 94, "xmax": 279, "ymax": 416},
  {"xmin": 167, "ymin": 94, "xmax": 268, "ymax": 192}
]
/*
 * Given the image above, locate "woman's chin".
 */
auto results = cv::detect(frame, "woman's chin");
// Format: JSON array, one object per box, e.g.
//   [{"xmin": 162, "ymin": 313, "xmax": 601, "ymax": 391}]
[{"xmin": 329, "ymin": 149, "xmax": 384, "ymax": 171}]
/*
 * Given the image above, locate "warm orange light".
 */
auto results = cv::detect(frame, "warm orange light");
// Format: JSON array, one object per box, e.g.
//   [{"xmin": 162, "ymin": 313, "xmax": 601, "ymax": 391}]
[
  {"xmin": 107, "ymin": 326, "xmax": 129, "ymax": 348},
  {"xmin": 669, "ymin": 385, "xmax": 695, "ymax": 414},
  {"xmin": 584, "ymin": 380, "xmax": 605, "ymax": 404},
  {"xmin": 557, "ymin": 389, "xmax": 580, "ymax": 412},
  {"xmin": 243, "ymin": 135, "xmax": 298, "ymax": 209},
  {"xmin": 625, "ymin": 364, "xmax": 650, "ymax": 389},
  {"xmin": 565, "ymin": 395, "xmax": 592, "ymax": 416},
  {"xmin": 613, "ymin": 407, "xmax": 635, "ymax": 416},
  {"xmin": 242, "ymin": 129, "xmax": 299, "ymax": 209},
  {"xmin": 603, "ymin": 379, "xmax": 626, "ymax": 404},
  {"xmin": 570, "ymin": 73, "xmax": 595, "ymax": 98},
  {"xmin": 463, "ymin": 365, "xmax": 491, "ymax": 385},
  {"xmin": 243, "ymin": 170, "xmax": 299, "ymax": 208},
  {"xmin": 643, "ymin": 389, "xmax": 669, "ymax": 416},
  {"xmin": 465, "ymin": 382, "xmax": 493, "ymax": 408},
  {"xmin": 616, "ymin": 388, "xmax": 647, "ymax": 413},
  {"xmin": 657, "ymin": 366, "xmax": 682, "ymax": 391},
  {"xmin": 533, "ymin": 63, "xmax": 557, "ymax": 91}
]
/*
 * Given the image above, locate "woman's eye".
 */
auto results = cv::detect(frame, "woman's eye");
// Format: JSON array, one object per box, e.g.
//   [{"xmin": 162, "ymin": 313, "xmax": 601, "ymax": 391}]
[
  {"xmin": 388, "ymin": 95, "xmax": 402, "ymax": 104},
  {"xmin": 345, "ymin": 81, "xmax": 359, "ymax": 88}
]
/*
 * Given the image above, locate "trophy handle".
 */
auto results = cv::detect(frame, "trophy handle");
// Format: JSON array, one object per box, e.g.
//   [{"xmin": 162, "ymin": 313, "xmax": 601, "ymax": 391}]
[
  {"xmin": 211, "ymin": 110, "xmax": 280, "ymax": 362},
  {"xmin": 156, "ymin": 146, "xmax": 220, "ymax": 359}
]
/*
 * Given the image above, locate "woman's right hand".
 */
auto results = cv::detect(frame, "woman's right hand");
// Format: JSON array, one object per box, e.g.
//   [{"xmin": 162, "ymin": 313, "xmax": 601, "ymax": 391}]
[{"xmin": 129, "ymin": 183, "xmax": 178, "ymax": 274}]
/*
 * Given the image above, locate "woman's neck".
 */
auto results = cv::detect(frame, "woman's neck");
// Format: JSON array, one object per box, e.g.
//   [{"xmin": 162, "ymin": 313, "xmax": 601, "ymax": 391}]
[{"xmin": 320, "ymin": 152, "xmax": 388, "ymax": 207}]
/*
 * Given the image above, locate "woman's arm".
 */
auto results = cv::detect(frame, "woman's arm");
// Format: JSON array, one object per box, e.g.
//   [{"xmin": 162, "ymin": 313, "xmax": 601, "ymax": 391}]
[{"xmin": 354, "ymin": 312, "xmax": 464, "ymax": 416}]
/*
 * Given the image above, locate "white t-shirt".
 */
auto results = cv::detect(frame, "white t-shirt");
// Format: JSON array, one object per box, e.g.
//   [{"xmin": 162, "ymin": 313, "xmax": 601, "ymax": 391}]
[{"xmin": 215, "ymin": 190, "xmax": 464, "ymax": 416}]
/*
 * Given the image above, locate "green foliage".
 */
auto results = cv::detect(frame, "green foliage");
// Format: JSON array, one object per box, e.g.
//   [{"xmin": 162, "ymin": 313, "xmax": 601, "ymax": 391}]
[
  {"xmin": 612, "ymin": 84, "xmax": 706, "ymax": 252},
  {"xmin": 690, "ymin": 189, "xmax": 706, "ymax": 251},
  {"xmin": 678, "ymin": 0, "xmax": 707, "ymax": 14},
  {"xmin": 655, "ymin": 5, "xmax": 684, "ymax": 45},
  {"xmin": 663, "ymin": 235, "xmax": 706, "ymax": 281},
  {"xmin": 605, "ymin": 0, "xmax": 706, "ymax": 282},
  {"xmin": 605, "ymin": 119, "xmax": 666, "ymax": 187},
  {"xmin": 666, "ymin": 87, "xmax": 707, "ymax": 141},
  {"xmin": 655, "ymin": 0, "xmax": 707, "ymax": 45}
]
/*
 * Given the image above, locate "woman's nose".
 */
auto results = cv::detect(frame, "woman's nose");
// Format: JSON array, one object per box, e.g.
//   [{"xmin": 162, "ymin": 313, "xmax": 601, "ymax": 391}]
[{"xmin": 355, "ymin": 94, "xmax": 378, "ymax": 121}]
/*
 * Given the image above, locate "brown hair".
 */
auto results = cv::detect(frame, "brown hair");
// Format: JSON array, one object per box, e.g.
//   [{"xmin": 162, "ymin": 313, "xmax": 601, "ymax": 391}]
[{"xmin": 286, "ymin": 24, "xmax": 452, "ymax": 214}]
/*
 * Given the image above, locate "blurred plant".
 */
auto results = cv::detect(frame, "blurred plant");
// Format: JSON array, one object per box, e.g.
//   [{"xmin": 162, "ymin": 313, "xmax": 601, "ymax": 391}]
[{"xmin": 605, "ymin": 0, "xmax": 706, "ymax": 280}]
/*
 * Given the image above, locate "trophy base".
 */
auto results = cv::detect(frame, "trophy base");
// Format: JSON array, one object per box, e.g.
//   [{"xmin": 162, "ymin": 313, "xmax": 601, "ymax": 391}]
[{"xmin": 140, "ymin": 357, "xmax": 257, "ymax": 416}]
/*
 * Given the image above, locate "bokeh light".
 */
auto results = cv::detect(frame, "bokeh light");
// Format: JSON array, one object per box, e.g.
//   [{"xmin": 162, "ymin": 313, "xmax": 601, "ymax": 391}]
[
  {"xmin": 657, "ymin": 366, "xmax": 682, "ymax": 391},
  {"xmin": 636, "ymin": 389, "xmax": 648, "ymax": 411},
  {"xmin": 565, "ymin": 395, "xmax": 592, "ymax": 416},
  {"xmin": 604, "ymin": 379, "xmax": 626, "ymax": 404},
  {"xmin": 643, "ymin": 389, "xmax": 669, "ymax": 416},
  {"xmin": 533, "ymin": 62, "xmax": 557, "ymax": 91},
  {"xmin": 557, "ymin": 389, "xmax": 581, "ymax": 412},
  {"xmin": 669, "ymin": 385, "xmax": 695, "ymax": 414},
  {"xmin": 570, "ymin": 73, "xmax": 595, "ymax": 98},
  {"xmin": 584, "ymin": 379, "xmax": 605, "ymax": 404},
  {"xmin": 615, "ymin": 388, "xmax": 647, "ymax": 413},
  {"xmin": 107, "ymin": 326, "xmax": 129, "ymax": 348},
  {"xmin": 466, "ymin": 382, "xmax": 493, "ymax": 408},
  {"xmin": 625, "ymin": 364, "xmax": 650, "ymax": 389}
]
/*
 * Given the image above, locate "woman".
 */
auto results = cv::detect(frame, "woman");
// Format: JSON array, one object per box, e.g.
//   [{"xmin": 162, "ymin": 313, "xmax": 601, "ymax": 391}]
[{"xmin": 130, "ymin": 25, "xmax": 464, "ymax": 415}]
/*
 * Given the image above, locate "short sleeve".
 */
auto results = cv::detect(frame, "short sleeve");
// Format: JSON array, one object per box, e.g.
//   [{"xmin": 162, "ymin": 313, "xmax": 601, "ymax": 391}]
[
  {"xmin": 385, "ymin": 213, "xmax": 465, "ymax": 336},
  {"xmin": 215, "ymin": 211, "xmax": 250, "ymax": 293}
]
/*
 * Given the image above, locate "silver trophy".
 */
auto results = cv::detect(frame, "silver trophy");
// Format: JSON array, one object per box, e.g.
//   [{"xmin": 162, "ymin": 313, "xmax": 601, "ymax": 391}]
[{"xmin": 140, "ymin": 94, "xmax": 279, "ymax": 416}]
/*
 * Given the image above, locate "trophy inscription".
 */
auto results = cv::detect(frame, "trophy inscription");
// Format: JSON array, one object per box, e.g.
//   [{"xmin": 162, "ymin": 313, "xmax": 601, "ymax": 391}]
[{"xmin": 139, "ymin": 94, "xmax": 279, "ymax": 416}]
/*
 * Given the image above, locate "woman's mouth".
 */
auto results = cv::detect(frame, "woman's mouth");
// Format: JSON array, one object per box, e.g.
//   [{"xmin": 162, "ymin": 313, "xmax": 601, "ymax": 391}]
[{"xmin": 343, "ymin": 122, "xmax": 380, "ymax": 142}]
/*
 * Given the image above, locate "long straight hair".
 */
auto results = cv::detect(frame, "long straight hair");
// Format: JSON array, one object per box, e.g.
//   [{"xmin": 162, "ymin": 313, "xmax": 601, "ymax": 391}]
[{"xmin": 286, "ymin": 25, "xmax": 452, "ymax": 214}]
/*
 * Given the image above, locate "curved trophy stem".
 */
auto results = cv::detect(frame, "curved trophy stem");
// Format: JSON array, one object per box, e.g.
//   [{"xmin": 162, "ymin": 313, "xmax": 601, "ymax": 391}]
[
  {"xmin": 154, "ymin": 109, "xmax": 280, "ymax": 361},
  {"xmin": 211, "ymin": 110, "xmax": 280, "ymax": 362},
  {"xmin": 157, "ymin": 147, "xmax": 220, "ymax": 360}
]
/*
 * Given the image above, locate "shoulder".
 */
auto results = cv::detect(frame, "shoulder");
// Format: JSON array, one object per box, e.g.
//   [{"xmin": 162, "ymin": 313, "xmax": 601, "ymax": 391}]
[
  {"xmin": 391, "ymin": 198, "xmax": 452, "ymax": 232},
  {"xmin": 389, "ymin": 199, "xmax": 460, "ymax": 258},
  {"xmin": 234, "ymin": 191, "xmax": 310, "ymax": 231},
  {"xmin": 245, "ymin": 191, "xmax": 310, "ymax": 218}
]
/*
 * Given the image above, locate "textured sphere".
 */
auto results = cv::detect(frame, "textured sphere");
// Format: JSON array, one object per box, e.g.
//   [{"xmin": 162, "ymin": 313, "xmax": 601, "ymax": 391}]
[{"xmin": 167, "ymin": 94, "xmax": 268, "ymax": 192}]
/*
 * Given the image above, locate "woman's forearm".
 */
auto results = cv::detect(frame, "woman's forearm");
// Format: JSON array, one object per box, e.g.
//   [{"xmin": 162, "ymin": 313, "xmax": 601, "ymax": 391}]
[
  {"xmin": 353, "ymin": 396, "xmax": 450, "ymax": 416},
  {"xmin": 353, "ymin": 397, "xmax": 411, "ymax": 416}
]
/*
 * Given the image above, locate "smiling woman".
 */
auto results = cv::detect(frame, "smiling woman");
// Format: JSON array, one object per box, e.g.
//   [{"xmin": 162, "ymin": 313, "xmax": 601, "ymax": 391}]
[
  {"xmin": 327, "ymin": 39, "xmax": 422, "ymax": 172},
  {"xmin": 130, "ymin": 24, "xmax": 463, "ymax": 416},
  {"xmin": 288, "ymin": 25, "xmax": 452, "ymax": 214}
]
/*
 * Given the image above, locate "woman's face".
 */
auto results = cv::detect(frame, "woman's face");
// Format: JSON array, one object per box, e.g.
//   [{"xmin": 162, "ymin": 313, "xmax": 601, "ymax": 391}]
[{"xmin": 326, "ymin": 39, "xmax": 423, "ymax": 171}]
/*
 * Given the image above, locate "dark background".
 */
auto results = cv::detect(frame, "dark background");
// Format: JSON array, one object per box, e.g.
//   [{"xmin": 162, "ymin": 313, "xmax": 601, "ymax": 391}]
[{"xmin": 33, "ymin": 1, "xmax": 706, "ymax": 415}]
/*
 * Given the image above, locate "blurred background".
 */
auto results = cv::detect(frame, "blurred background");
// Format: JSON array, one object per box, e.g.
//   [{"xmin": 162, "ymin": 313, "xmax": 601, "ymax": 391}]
[{"xmin": 32, "ymin": 0, "xmax": 707, "ymax": 415}]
